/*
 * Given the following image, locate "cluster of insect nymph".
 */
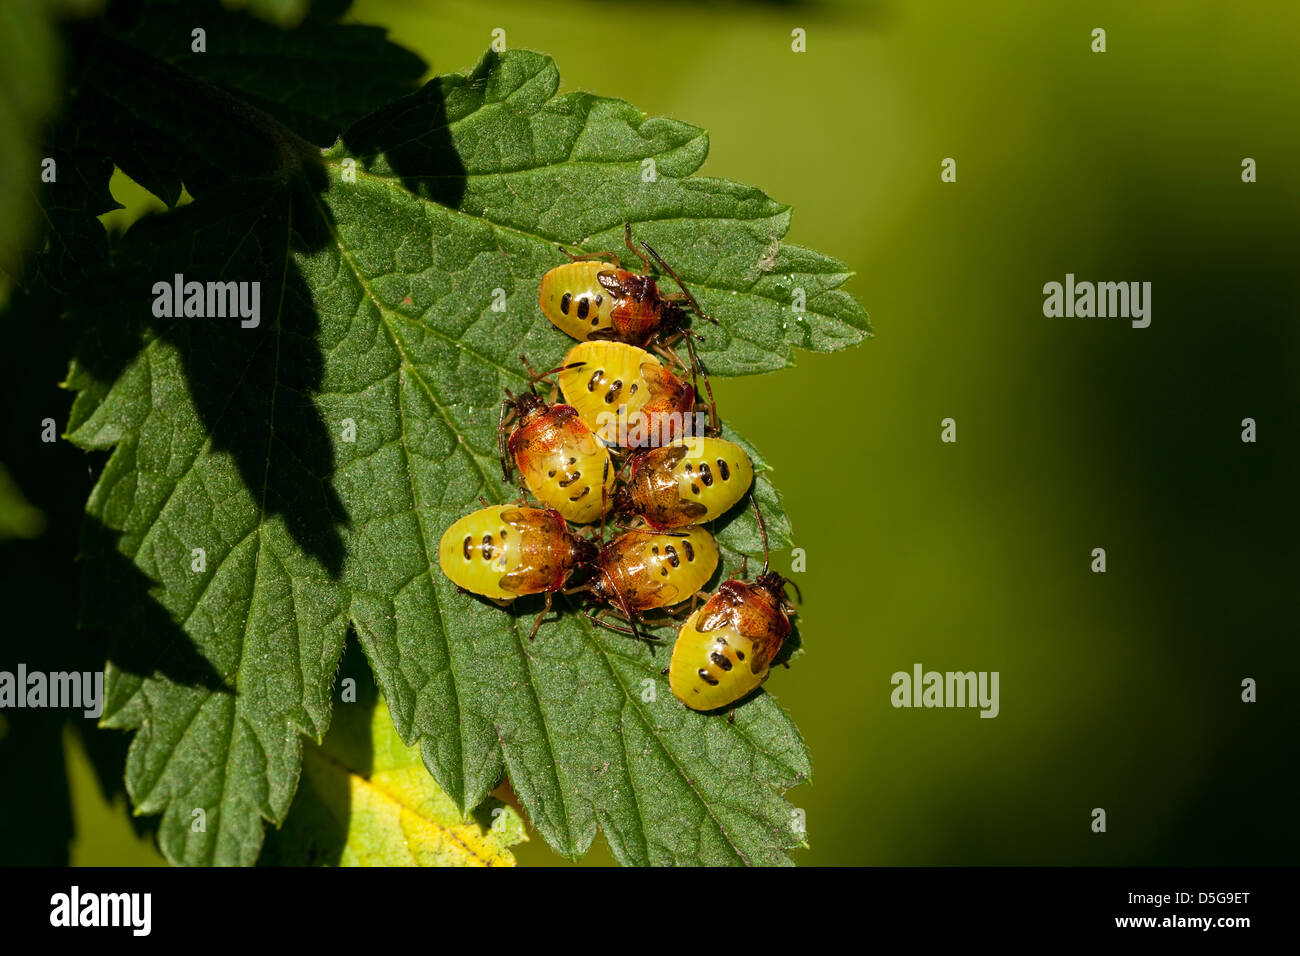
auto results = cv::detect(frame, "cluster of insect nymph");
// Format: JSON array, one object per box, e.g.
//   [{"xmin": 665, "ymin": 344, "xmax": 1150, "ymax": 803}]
[{"xmin": 438, "ymin": 225, "xmax": 800, "ymax": 715}]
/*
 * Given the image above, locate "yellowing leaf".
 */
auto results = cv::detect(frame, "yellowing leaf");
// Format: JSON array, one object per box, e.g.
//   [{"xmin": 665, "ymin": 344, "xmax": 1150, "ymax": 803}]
[{"xmin": 263, "ymin": 645, "xmax": 525, "ymax": 867}]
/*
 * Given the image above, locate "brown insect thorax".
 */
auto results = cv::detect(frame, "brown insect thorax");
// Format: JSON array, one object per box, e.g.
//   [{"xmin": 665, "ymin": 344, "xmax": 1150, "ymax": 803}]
[
  {"xmin": 637, "ymin": 364, "xmax": 696, "ymax": 432},
  {"xmin": 589, "ymin": 537, "xmax": 638, "ymax": 608},
  {"xmin": 702, "ymin": 575, "xmax": 793, "ymax": 644},
  {"xmin": 610, "ymin": 274, "xmax": 687, "ymax": 345},
  {"xmin": 509, "ymin": 397, "xmax": 577, "ymax": 459},
  {"xmin": 537, "ymin": 512, "xmax": 598, "ymax": 587},
  {"xmin": 616, "ymin": 446, "xmax": 700, "ymax": 528}
]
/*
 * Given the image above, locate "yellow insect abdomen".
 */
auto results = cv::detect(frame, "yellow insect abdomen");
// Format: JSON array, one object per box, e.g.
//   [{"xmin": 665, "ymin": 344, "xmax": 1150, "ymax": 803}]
[
  {"xmin": 658, "ymin": 525, "xmax": 719, "ymax": 598},
  {"xmin": 557, "ymin": 341, "xmax": 658, "ymax": 443},
  {"xmin": 539, "ymin": 261, "xmax": 617, "ymax": 341},
  {"xmin": 668, "ymin": 437, "xmax": 754, "ymax": 523},
  {"xmin": 669, "ymin": 609, "xmax": 768, "ymax": 711},
  {"xmin": 437, "ymin": 507, "xmax": 524, "ymax": 600},
  {"xmin": 629, "ymin": 526, "xmax": 719, "ymax": 607},
  {"xmin": 519, "ymin": 429, "xmax": 616, "ymax": 524}
]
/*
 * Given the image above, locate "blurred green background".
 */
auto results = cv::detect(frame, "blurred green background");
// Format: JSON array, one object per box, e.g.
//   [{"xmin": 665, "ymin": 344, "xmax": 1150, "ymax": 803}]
[{"xmin": 13, "ymin": 0, "xmax": 1300, "ymax": 865}]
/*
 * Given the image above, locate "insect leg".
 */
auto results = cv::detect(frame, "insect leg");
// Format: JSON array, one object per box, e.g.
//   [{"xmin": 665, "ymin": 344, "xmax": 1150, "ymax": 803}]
[
  {"xmin": 785, "ymin": 578, "xmax": 803, "ymax": 604},
  {"xmin": 584, "ymin": 610, "xmax": 661, "ymax": 643},
  {"xmin": 498, "ymin": 393, "xmax": 516, "ymax": 482},
  {"xmin": 528, "ymin": 592, "xmax": 553, "ymax": 641},
  {"xmin": 666, "ymin": 601, "xmax": 693, "ymax": 620},
  {"xmin": 607, "ymin": 452, "xmax": 638, "ymax": 526},
  {"xmin": 653, "ymin": 341, "xmax": 690, "ymax": 378},
  {"xmin": 614, "ymin": 451, "xmax": 637, "ymax": 484},
  {"xmin": 637, "ymin": 611, "xmax": 679, "ymax": 628}
]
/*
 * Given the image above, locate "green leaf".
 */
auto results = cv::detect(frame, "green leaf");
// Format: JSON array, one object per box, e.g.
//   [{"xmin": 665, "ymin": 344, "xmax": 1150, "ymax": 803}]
[
  {"xmin": 0, "ymin": 463, "xmax": 46, "ymax": 541},
  {"xmin": 262, "ymin": 640, "xmax": 524, "ymax": 866},
  {"xmin": 0, "ymin": 0, "xmax": 62, "ymax": 289},
  {"xmin": 338, "ymin": 50, "xmax": 870, "ymax": 376},
  {"xmin": 66, "ymin": 47, "xmax": 867, "ymax": 866}
]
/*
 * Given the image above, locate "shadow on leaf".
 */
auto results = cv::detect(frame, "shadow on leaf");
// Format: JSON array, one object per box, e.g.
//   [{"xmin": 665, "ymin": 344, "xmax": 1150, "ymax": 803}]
[
  {"xmin": 69, "ymin": 168, "xmax": 352, "ymax": 577},
  {"xmin": 79, "ymin": 514, "xmax": 232, "ymax": 694},
  {"xmin": 342, "ymin": 56, "xmax": 472, "ymax": 210},
  {"xmin": 258, "ymin": 632, "xmax": 371, "ymax": 865}
]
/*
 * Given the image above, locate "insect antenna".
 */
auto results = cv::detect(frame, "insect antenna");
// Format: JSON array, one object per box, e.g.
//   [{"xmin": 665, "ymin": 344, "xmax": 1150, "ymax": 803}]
[
  {"xmin": 640, "ymin": 240, "xmax": 718, "ymax": 325},
  {"xmin": 585, "ymin": 611, "xmax": 662, "ymax": 642},
  {"xmin": 682, "ymin": 333, "xmax": 719, "ymax": 436},
  {"xmin": 585, "ymin": 610, "xmax": 632, "ymax": 636},
  {"xmin": 750, "ymin": 492, "xmax": 772, "ymax": 576},
  {"xmin": 747, "ymin": 494, "xmax": 797, "ymax": 602},
  {"xmin": 596, "ymin": 566, "xmax": 649, "ymax": 643},
  {"xmin": 784, "ymin": 577, "xmax": 804, "ymax": 604},
  {"xmin": 521, "ymin": 353, "xmax": 585, "ymax": 389},
  {"xmin": 599, "ymin": 456, "xmax": 610, "ymax": 544}
]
